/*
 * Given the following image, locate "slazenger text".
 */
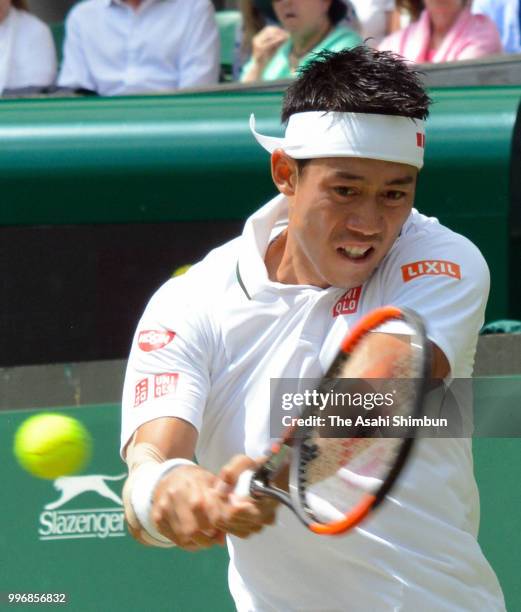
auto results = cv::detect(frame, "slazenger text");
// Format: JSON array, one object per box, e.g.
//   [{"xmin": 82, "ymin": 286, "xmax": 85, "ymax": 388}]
[{"xmin": 38, "ymin": 509, "xmax": 125, "ymax": 540}]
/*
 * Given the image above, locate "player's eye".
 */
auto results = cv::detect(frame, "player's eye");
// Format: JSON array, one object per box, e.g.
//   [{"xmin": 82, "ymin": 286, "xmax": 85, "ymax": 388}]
[
  {"xmin": 383, "ymin": 190, "xmax": 407, "ymax": 203},
  {"xmin": 333, "ymin": 186, "xmax": 357, "ymax": 197}
]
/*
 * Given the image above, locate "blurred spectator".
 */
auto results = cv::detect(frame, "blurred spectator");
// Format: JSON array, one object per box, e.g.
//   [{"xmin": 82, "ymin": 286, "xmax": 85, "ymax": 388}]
[
  {"xmin": 0, "ymin": 0, "xmax": 56, "ymax": 94},
  {"xmin": 234, "ymin": 0, "xmax": 359, "ymax": 79},
  {"xmin": 57, "ymin": 0, "xmax": 219, "ymax": 96},
  {"xmin": 342, "ymin": 0, "xmax": 360, "ymax": 30},
  {"xmin": 389, "ymin": 0, "xmax": 424, "ymax": 31},
  {"xmin": 240, "ymin": 0, "xmax": 362, "ymax": 82},
  {"xmin": 472, "ymin": 0, "xmax": 521, "ymax": 53},
  {"xmin": 350, "ymin": 0, "xmax": 396, "ymax": 45},
  {"xmin": 395, "ymin": 0, "xmax": 423, "ymax": 20},
  {"xmin": 233, "ymin": 0, "xmax": 275, "ymax": 80},
  {"xmin": 379, "ymin": 0, "xmax": 502, "ymax": 62}
]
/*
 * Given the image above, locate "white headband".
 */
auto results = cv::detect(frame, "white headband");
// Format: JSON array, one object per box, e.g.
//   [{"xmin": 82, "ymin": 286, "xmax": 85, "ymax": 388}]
[{"xmin": 250, "ymin": 111, "xmax": 425, "ymax": 169}]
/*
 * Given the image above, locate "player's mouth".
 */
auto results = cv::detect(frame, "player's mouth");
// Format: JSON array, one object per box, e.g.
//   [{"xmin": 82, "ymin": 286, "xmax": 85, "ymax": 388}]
[{"xmin": 337, "ymin": 245, "xmax": 374, "ymax": 262}]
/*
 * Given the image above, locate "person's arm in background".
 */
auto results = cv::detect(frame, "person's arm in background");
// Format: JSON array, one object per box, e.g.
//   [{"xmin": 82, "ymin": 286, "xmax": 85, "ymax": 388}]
[
  {"xmin": 388, "ymin": 9, "xmax": 403, "ymax": 34},
  {"xmin": 240, "ymin": 25, "xmax": 289, "ymax": 82},
  {"xmin": 389, "ymin": 0, "xmax": 422, "ymax": 34},
  {"xmin": 372, "ymin": 0, "xmax": 399, "ymax": 44},
  {"xmin": 57, "ymin": 7, "xmax": 97, "ymax": 92},
  {"xmin": 177, "ymin": 0, "xmax": 220, "ymax": 89}
]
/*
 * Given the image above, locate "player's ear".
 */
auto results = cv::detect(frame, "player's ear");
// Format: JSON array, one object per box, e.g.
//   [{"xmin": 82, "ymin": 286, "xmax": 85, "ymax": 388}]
[{"xmin": 271, "ymin": 150, "xmax": 298, "ymax": 196}]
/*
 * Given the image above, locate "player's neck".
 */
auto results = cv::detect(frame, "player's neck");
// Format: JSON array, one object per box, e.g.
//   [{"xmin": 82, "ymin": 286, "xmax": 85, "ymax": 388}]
[{"xmin": 265, "ymin": 229, "xmax": 329, "ymax": 288}]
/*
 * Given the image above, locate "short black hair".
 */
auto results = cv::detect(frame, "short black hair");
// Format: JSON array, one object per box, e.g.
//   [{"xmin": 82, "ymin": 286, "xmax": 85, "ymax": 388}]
[{"xmin": 281, "ymin": 47, "xmax": 431, "ymax": 123}]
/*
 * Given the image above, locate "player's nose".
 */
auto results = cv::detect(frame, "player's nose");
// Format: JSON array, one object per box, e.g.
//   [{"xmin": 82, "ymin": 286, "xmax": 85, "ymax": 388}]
[{"xmin": 343, "ymin": 199, "xmax": 383, "ymax": 237}]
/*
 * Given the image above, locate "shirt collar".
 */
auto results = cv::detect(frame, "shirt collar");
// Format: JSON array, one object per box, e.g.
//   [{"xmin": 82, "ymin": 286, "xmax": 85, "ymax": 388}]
[
  {"xmin": 237, "ymin": 194, "xmax": 287, "ymax": 299},
  {"xmin": 237, "ymin": 194, "xmax": 338, "ymax": 300}
]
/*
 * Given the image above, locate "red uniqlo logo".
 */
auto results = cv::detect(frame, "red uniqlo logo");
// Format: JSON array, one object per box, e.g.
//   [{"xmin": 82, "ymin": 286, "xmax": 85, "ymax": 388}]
[
  {"xmin": 138, "ymin": 330, "xmax": 176, "ymax": 352},
  {"xmin": 401, "ymin": 260, "xmax": 461, "ymax": 282},
  {"xmin": 154, "ymin": 373, "xmax": 179, "ymax": 399},
  {"xmin": 416, "ymin": 132, "xmax": 425, "ymax": 148},
  {"xmin": 332, "ymin": 286, "xmax": 362, "ymax": 317},
  {"xmin": 134, "ymin": 378, "xmax": 149, "ymax": 407}
]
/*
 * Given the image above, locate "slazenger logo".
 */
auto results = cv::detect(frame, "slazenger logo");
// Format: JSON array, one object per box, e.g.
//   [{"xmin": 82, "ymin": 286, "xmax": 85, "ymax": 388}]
[
  {"xmin": 333, "ymin": 286, "xmax": 362, "ymax": 317},
  {"xmin": 138, "ymin": 329, "xmax": 175, "ymax": 352},
  {"xmin": 401, "ymin": 260, "xmax": 461, "ymax": 282},
  {"xmin": 38, "ymin": 474, "xmax": 126, "ymax": 541}
]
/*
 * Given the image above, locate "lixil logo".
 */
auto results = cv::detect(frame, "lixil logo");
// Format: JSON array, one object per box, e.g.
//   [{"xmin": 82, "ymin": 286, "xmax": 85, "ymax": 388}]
[{"xmin": 401, "ymin": 260, "xmax": 461, "ymax": 283}]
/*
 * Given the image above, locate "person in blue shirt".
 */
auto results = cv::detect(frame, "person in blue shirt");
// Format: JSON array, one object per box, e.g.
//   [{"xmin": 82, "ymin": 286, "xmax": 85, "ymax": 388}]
[{"xmin": 472, "ymin": 0, "xmax": 521, "ymax": 53}]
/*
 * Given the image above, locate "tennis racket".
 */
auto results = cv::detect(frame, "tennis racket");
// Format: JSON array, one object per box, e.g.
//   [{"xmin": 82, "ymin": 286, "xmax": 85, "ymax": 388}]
[{"xmin": 234, "ymin": 305, "xmax": 430, "ymax": 535}]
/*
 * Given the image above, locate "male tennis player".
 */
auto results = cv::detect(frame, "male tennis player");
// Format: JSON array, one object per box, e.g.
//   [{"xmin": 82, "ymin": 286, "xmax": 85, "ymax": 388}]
[{"xmin": 121, "ymin": 47, "xmax": 505, "ymax": 610}]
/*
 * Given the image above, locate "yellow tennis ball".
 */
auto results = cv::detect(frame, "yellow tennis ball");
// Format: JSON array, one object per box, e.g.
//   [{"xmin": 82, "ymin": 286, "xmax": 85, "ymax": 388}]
[
  {"xmin": 172, "ymin": 264, "xmax": 192, "ymax": 278},
  {"xmin": 13, "ymin": 413, "xmax": 92, "ymax": 480}
]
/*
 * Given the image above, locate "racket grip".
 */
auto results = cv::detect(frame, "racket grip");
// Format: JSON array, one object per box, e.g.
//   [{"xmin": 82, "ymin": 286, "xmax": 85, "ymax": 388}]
[{"xmin": 233, "ymin": 469, "xmax": 255, "ymax": 498}]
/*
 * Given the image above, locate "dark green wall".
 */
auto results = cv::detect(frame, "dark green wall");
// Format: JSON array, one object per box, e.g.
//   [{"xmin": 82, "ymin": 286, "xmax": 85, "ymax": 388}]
[{"xmin": 0, "ymin": 86, "xmax": 519, "ymax": 325}]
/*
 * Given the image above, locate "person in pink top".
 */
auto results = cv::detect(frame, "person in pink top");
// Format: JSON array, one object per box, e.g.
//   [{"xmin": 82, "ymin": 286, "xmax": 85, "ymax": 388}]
[{"xmin": 379, "ymin": 0, "xmax": 502, "ymax": 63}]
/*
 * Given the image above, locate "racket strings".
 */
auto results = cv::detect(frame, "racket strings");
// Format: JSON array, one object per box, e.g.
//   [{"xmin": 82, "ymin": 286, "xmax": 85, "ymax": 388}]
[
  {"xmin": 298, "ymin": 332, "xmax": 421, "ymax": 525},
  {"xmin": 304, "ymin": 438, "xmax": 373, "ymax": 485}
]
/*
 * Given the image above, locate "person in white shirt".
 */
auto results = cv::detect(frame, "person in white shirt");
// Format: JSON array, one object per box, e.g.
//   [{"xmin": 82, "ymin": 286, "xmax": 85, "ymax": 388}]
[
  {"xmin": 121, "ymin": 47, "xmax": 505, "ymax": 611},
  {"xmin": 57, "ymin": 0, "xmax": 220, "ymax": 96},
  {"xmin": 0, "ymin": 0, "xmax": 56, "ymax": 95}
]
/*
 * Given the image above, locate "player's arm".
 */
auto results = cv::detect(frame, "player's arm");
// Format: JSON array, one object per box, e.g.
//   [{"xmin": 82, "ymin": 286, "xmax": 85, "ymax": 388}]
[
  {"xmin": 431, "ymin": 341, "xmax": 450, "ymax": 379},
  {"xmin": 121, "ymin": 276, "xmax": 278, "ymax": 547},
  {"xmin": 123, "ymin": 417, "xmax": 277, "ymax": 550},
  {"xmin": 382, "ymin": 233, "xmax": 490, "ymax": 380},
  {"xmin": 123, "ymin": 416, "xmax": 224, "ymax": 550},
  {"xmin": 220, "ymin": 335, "xmax": 450, "ymax": 496}
]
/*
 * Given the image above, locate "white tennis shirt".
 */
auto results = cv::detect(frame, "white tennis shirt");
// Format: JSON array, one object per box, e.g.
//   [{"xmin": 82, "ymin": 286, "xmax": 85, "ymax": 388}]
[
  {"xmin": 57, "ymin": 0, "xmax": 219, "ymax": 95},
  {"xmin": 122, "ymin": 194, "xmax": 505, "ymax": 611}
]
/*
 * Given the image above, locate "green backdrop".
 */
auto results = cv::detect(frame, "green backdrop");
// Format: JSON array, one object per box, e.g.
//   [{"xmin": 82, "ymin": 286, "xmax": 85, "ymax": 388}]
[
  {"xmin": 0, "ymin": 86, "xmax": 519, "ymax": 322},
  {"xmin": 0, "ymin": 402, "xmax": 519, "ymax": 611}
]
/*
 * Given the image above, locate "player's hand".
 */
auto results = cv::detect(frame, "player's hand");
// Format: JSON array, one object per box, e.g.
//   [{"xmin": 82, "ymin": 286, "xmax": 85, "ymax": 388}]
[
  {"xmin": 151, "ymin": 464, "xmax": 227, "ymax": 551},
  {"xmin": 215, "ymin": 455, "xmax": 278, "ymax": 538},
  {"xmin": 251, "ymin": 26, "xmax": 290, "ymax": 66}
]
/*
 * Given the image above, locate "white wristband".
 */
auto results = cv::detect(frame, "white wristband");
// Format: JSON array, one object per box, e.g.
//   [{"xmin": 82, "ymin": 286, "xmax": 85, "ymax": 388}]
[{"xmin": 130, "ymin": 458, "xmax": 196, "ymax": 546}]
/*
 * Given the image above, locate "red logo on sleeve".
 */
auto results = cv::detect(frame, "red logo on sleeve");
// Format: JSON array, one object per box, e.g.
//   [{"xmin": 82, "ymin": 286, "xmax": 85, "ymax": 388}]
[
  {"xmin": 333, "ymin": 286, "xmax": 362, "ymax": 317},
  {"xmin": 134, "ymin": 378, "xmax": 149, "ymax": 407},
  {"xmin": 138, "ymin": 330, "xmax": 176, "ymax": 352},
  {"xmin": 154, "ymin": 373, "xmax": 179, "ymax": 399},
  {"xmin": 401, "ymin": 260, "xmax": 461, "ymax": 282},
  {"xmin": 416, "ymin": 133, "xmax": 425, "ymax": 148}
]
